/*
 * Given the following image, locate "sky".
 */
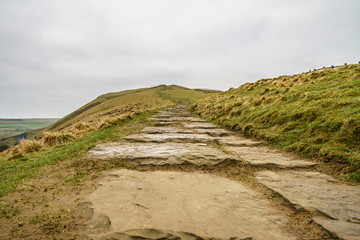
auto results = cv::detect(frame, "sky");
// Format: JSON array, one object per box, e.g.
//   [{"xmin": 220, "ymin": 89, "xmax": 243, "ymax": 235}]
[{"xmin": 0, "ymin": 0, "xmax": 359, "ymax": 118}]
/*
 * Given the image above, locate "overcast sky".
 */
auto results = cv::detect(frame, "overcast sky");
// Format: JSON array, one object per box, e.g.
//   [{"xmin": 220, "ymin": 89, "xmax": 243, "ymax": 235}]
[{"xmin": 0, "ymin": 0, "xmax": 359, "ymax": 118}]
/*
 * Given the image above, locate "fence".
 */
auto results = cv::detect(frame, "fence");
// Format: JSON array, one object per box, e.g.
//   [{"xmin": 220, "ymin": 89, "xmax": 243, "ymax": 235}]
[{"xmin": 307, "ymin": 61, "xmax": 360, "ymax": 73}]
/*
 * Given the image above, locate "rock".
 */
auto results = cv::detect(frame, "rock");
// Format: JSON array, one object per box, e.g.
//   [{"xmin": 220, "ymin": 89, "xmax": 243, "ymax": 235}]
[
  {"xmin": 217, "ymin": 136, "xmax": 262, "ymax": 147},
  {"xmin": 182, "ymin": 122, "xmax": 218, "ymax": 129},
  {"xmin": 256, "ymin": 171, "xmax": 360, "ymax": 240},
  {"xmin": 154, "ymin": 122, "xmax": 175, "ymax": 126},
  {"xmin": 140, "ymin": 126, "xmax": 194, "ymax": 134},
  {"xmin": 123, "ymin": 133, "xmax": 217, "ymax": 143},
  {"xmin": 86, "ymin": 213, "xmax": 112, "ymax": 234},
  {"xmin": 193, "ymin": 128, "xmax": 233, "ymax": 137},
  {"xmin": 89, "ymin": 142, "xmax": 237, "ymax": 166},
  {"xmin": 84, "ymin": 170, "xmax": 294, "ymax": 240},
  {"xmin": 225, "ymin": 146, "xmax": 317, "ymax": 169},
  {"xmin": 150, "ymin": 116, "xmax": 206, "ymax": 123}
]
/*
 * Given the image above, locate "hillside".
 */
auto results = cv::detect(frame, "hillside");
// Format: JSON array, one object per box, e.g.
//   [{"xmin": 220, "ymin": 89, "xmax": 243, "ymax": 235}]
[
  {"xmin": 0, "ymin": 85, "xmax": 214, "ymax": 149},
  {"xmin": 0, "ymin": 82, "xmax": 359, "ymax": 239},
  {"xmin": 191, "ymin": 64, "xmax": 360, "ymax": 182},
  {"xmin": 0, "ymin": 85, "xmax": 216, "ymax": 196},
  {"xmin": 48, "ymin": 85, "xmax": 213, "ymax": 133}
]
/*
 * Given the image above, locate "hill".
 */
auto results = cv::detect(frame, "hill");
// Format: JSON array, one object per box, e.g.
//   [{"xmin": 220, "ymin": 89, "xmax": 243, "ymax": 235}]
[
  {"xmin": 0, "ymin": 85, "xmax": 215, "ymax": 149},
  {"xmin": 0, "ymin": 85, "xmax": 217, "ymax": 196},
  {"xmin": 191, "ymin": 64, "xmax": 360, "ymax": 182},
  {"xmin": 48, "ymin": 84, "xmax": 214, "ymax": 133}
]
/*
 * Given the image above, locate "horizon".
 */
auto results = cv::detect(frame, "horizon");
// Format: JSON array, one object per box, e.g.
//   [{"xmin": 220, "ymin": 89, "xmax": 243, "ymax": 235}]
[{"xmin": 1, "ymin": 61, "xmax": 358, "ymax": 119}]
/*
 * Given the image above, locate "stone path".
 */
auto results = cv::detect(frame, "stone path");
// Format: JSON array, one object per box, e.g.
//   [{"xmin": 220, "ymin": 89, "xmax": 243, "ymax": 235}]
[{"xmin": 84, "ymin": 105, "xmax": 360, "ymax": 240}]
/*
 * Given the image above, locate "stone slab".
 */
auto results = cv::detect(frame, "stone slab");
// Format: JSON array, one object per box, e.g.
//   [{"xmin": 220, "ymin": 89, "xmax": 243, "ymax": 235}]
[
  {"xmin": 182, "ymin": 122, "xmax": 218, "ymax": 129},
  {"xmin": 151, "ymin": 116, "xmax": 205, "ymax": 123},
  {"xmin": 225, "ymin": 146, "xmax": 317, "ymax": 169},
  {"xmin": 193, "ymin": 128, "xmax": 233, "ymax": 137},
  {"xmin": 154, "ymin": 122, "xmax": 175, "ymax": 126},
  {"xmin": 84, "ymin": 170, "xmax": 294, "ymax": 240},
  {"xmin": 256, "ymin": 171, "xmax": 360, "ymax": 240},
  {"xmin": 123, "ymin": 133, "xmax": 217, "ymax": 143},
  {"xmin": 140, "ymin": 126, "xmax": 194, "ymax": 134},
  {"xmin": 88, "ymin": 142, "xmax": 237, "ymax": 166},
  {"xmin": 217, "ymin": 136, "xmax": 263, "ymax": 147}
]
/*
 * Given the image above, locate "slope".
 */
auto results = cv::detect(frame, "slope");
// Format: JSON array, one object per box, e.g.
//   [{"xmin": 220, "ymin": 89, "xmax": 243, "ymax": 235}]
[
  {"xmin": 48, "ymin": 84, "xmax": 215, "ymax": 133},
  {"xmin": 191, "ymin": 64, "xmax": 360, "ymax": 182},
  {"xmin": 0, "ymin": 84, "xmax": 216, "ymax": 196}
]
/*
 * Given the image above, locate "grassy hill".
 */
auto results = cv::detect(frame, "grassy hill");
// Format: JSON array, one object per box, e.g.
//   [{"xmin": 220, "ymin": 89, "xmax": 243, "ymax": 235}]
[
  {"xmin": 0, "ymin": 85, "xmax": 216, "ymax": 196},
  {"xmin": 48, "ymin": 84, "xmax": 214, "ymax": 133},
  {"xmin": 0, "ymin": 85, "xmax": 215, "ymax": 149},
  {"xmin": 191, "ymin": 64, "xmax": 360, "ymax": 182}
]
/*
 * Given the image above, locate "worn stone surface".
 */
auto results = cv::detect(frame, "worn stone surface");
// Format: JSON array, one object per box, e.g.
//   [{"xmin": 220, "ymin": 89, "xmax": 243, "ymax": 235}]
[
  {"xmin": 256, "ymin": 171, "xmax": 360, "ymax": 240},
  {"xmin": 182, "ymin": 122, "xmax": 218, "ymax": 129},
  {"xmin": 140, "ymin": 126, "xmax": 194, "ymax": 134},
  {"xmin": 123, "ymin": 133, "xmax": 217, "ymax": 143},
  {"xmin": 84, "ymin": 170, "xmax": 294, "ymax": 240},
  {"xmin": 217, "ymin": 136, "xmax": 263, "ymax": 146},
  {"xmin": 225, "ymin": 146, "xmax": 317, "ymax": 169},
  {"xmin": 88, "ymin": 142, "xmax": 237, "ymax": 166},
  {"xmin": 193, "ymin": 128, "xmax": 232, "ymax": 137},
  {"xmin": 154, "ymin": 121, "xmax": 175, "ymax": 126},
  {"xmin": 218, "ymin": 136, "xmax": 262, "ymax": 147},
  {"xmin": 85, "ymin": 105, "xmax": 359, "ymax": 239},
  {"xmin": 150, "ymin": 116, "xmax": 206, "ymax": 123}
]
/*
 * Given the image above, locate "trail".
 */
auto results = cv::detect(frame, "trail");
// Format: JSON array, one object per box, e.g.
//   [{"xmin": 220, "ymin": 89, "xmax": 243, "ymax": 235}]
[{"xmin": 82, "ymin": 105, "xmax": 360, "ymax": 240}]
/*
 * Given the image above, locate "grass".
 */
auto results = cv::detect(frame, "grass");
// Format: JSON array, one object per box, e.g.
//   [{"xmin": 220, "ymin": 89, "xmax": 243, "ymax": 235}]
[
  {"xmin": 158, "ymin": 87, "xmax": 219, "ymax": 104},
  {"xmin": 0, "ymin": 110, "xmax": 156, "ymax": 197},
  {"xmin": 191, "ymin": 64, "xmax": 360, "ymax": 182},
  {"xmin": 48, "ymin": 84, "xmax": 217, "ymax": 133},
  {"xmin": 48, "ymin": 85, "xmax": 175, "ymax": 132}
]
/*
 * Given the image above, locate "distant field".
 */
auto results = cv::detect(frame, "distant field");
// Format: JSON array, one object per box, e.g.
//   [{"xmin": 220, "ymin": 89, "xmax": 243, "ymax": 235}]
[{"xmin": 0, "ymin": 118, "xmax": 59, "ymax": 139}]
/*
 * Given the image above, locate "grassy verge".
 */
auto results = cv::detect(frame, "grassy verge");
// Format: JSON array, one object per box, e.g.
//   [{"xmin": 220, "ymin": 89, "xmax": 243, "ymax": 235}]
[
  {"xmin": 0, "ymin": 110, "xmax": 156, "ymax": 197},
  {"xmin": 191, "ymin": 64, "xmax": 360, "ymax": 182}
]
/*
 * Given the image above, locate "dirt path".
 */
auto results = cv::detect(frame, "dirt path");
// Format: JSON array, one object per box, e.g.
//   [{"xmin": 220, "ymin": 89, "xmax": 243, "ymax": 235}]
[{"xmin": 83, "ymin": 105, "xmax": 360, "ymax": 240}]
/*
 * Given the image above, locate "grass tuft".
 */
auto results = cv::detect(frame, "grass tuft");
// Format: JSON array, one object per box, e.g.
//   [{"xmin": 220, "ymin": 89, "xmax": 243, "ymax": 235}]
[{"xmin": 42, "ymin": 132, "xmax": 75, "ymax": 147}]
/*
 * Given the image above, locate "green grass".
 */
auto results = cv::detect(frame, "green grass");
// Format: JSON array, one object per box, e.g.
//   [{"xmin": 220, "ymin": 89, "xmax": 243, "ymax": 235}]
[
  {"xmin": 0, "ymin": 110, "xmax": 156, "ymax": 197},
  {"xmin": 158, "ymin": 88, "xmax": 218, "ymax": 104},
  {"xmin": 191, "ymin": 64, "xmax": 360, "ymax": 182}
]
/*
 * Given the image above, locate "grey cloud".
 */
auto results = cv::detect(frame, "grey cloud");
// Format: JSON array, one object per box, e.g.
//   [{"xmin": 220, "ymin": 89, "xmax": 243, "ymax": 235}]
[{"xmin": 0, "ymin": 0, "xmax": 359, "ymax": 117}]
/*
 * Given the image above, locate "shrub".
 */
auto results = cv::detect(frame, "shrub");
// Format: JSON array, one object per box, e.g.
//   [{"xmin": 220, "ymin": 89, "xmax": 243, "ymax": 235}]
[
  {"xmin": 42, "ymin": 132, "xmax": 75, "ymax": 147},
  {"xmin": 73, "ymin": 122, "xmax": 90, "ymax": 130},
  {"xmin": 7, "ymin": 139, "xmax": 43, "ymax": 159}
]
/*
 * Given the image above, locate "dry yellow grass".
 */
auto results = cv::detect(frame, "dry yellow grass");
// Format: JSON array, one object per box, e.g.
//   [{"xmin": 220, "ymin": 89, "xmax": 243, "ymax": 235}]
[
  {"xmin": 6, "ymin": 139, "xmax": 43, "ymax": 158},
  {"xmin": 49, "ymin": 86, "xmax": 175, "ymax": 133},
  {"xmin": 42, "ymin": 132, "xmax": 75, "ymax": 147},
  {"xmin": 2, "ymin": 85, "xmax": 216, "ymax": 159}
]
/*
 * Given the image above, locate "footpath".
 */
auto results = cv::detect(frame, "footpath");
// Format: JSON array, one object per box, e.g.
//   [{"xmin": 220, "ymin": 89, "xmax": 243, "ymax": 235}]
[{"xmin": 82, "ymin": 105, "xmax": 360, "ymax": 240}]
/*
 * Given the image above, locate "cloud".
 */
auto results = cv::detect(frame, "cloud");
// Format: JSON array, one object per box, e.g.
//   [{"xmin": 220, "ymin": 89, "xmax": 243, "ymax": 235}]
[{"xmin": 0, "ymin": 0, "xmax": 359, "ymax": 117}]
